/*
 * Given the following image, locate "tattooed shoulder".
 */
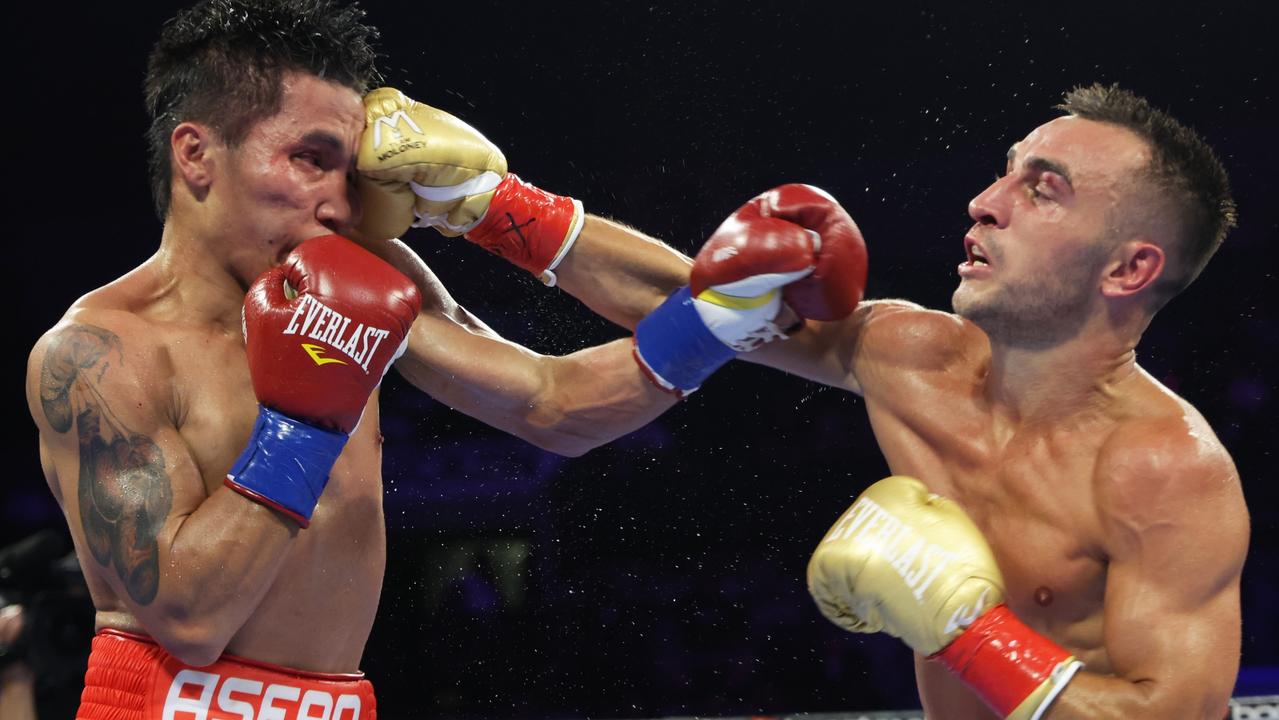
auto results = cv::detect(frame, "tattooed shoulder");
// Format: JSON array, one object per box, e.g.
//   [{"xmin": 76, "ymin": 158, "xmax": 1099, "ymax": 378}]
[
  {"xmin": 40, "ymin": 324, "xmax": 124, "ymax": 433},
  {"xmin": 40, "ymin": 322, "xmax": 173, "ymax": 605}
]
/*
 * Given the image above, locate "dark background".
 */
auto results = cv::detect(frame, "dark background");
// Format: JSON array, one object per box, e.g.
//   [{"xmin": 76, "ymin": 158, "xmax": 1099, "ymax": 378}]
[{"xmin": 7, "ymin": 1, "xmax": 1277, "ymax": 717}]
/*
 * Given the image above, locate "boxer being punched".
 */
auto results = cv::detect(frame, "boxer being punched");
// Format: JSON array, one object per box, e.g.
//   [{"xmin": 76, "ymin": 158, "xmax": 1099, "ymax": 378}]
[
  {"xmin": 22, "ymin": 1, "xmax": 810, "ymax": 716},
  {"xmin": 608, "ymin": 86, "xmax": 1247, "ymax": 718}
]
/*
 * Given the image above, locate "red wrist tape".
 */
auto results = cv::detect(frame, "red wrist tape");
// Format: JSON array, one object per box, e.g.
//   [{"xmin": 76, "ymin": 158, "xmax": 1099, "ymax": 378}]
[
  {"xmin": 932, "ymin": 604, "xmax": 1079, "ymax": 719},
  {"xmin": 464, "ymin": 173, "xmax": 582, "ymax": 281}
]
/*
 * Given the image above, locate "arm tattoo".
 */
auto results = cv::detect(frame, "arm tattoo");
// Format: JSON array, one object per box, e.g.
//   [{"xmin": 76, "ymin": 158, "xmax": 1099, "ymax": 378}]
[{"xmin": 41, "ymin": 324, "xmax": 172, "ymax": 605}]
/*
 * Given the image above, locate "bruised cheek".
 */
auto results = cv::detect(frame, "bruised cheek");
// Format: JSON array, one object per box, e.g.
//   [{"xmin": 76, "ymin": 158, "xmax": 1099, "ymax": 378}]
[{"xmin": 257, "ymin": 159, "xmax": 313, "ymax": 211}]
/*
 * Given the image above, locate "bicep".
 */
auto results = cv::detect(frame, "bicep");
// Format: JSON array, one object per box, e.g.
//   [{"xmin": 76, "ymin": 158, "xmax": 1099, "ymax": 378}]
[
  {"xmin": 1097, "ymin": 544, "xmax": 1242, "ymax": 715},
  {"xmin": 1097, "ymin": 453, "xmax": 1247, "ymax": 712},
  {"xmin": 28, "ymin": 320, "xmax": 210, "ymax": 607}
]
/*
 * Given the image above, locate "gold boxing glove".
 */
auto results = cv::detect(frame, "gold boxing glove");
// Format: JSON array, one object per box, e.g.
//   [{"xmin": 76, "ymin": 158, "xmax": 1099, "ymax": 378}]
[
  {"xmin": 807, "ymin": 476, "xmax": 1081, "ymax": 720},
  {"xmin": 355, "ymin": 87, "xmax": 507, "ymax": 241},
  {"xmin": 807, "ymin": 475, "xmax": 1005, "ymax": 654},
  {"xmin": 355, "ymin": 88, "xmax": 585, "ymax": 286}
]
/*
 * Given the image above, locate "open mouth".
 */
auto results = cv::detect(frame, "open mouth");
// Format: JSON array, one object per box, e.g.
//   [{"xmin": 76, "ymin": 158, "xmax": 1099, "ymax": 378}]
[
  {"xmin": 964, "ymin": 237, "xmax": 991, "ymax": 267},
  {"xmin": 958, "ymin": 236, "xmax": 994, "ymax": 279}
]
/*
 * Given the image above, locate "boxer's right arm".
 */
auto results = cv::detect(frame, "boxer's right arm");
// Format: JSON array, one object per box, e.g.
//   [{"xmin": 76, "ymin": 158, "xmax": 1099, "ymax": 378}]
[{"xmin": 27, "ymin": 313, "xmax": 300, "ymax": 667}]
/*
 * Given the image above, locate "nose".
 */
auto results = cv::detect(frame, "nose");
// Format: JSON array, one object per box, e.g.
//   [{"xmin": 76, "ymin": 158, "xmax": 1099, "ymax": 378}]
[
  {"xmin": 317, "ymin": 172, "xmax": 361, "ymax": 235},
  {"xmin": 967, "ymin": 176, "xmax": 1010, "ymax": 229}
]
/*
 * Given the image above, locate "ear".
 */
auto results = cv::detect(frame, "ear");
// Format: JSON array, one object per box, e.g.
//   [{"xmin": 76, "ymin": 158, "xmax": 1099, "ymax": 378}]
[
  {"xmin": 171, "ymin": 122, "xmax": 218, "ymax": 196},
  {"xmin": 1100, "ymin": 239, "xmax": 1165, "ymax": 299}
]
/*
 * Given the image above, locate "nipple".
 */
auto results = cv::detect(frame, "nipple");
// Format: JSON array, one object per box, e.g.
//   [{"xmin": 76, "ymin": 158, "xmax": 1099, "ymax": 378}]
[{"xmin": 1033, "ymin": 586, "xmax": 1054, "ymax": 607}]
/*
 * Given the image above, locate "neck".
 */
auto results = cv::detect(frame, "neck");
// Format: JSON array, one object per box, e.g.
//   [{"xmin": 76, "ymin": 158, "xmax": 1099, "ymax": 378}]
[
  {"xmin": 983, "ymin": 315, "xmax": 1143, "ymax": 426},
  {"xmin": 150, "ymin": 216, "xmax": 250, "ymax": 329}
]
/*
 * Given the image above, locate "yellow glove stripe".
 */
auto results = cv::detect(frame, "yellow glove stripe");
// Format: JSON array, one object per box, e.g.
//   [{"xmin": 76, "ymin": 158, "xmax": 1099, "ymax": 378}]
[{"xmin": 696, "ymin": 288, "xmax": 778, "ymax": 310}]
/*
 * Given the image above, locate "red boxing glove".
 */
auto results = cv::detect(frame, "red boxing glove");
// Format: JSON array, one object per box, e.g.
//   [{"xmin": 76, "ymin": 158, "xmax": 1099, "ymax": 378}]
[
  {"xmin": 683, "ymin": 189, "xmax": 825, "ymax": 351},
  {"xmin": 633, "ymin": 184, "xmax": 864, "ymax": 397},
  {"xmin": 697, "ymin": 184, "xmax": 867, "ymax": 322},
  {"xmin": 690, "ymin": 193, "xmax": 818, "ymax": 298},
  {"xmin": 464, "ymin": 173, "xmax": 584, "ymax": 286},
  {"xmin": 243, "ymin": 235, "xmax": 422, "ymax": 432}
]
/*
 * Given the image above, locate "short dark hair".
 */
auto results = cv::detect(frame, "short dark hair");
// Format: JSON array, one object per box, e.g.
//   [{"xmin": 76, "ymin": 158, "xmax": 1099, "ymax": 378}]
[
  {"xmin": 144, "ymin": 0, "xmax": 382, "ymax": 219},
  {"xmin": 1057, "ymin": 83, "xmax": 1236, "ymax": 305}
]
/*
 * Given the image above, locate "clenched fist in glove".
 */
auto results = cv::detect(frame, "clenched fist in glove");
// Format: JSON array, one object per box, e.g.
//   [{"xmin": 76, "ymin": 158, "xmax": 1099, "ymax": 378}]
[
  {"xmin": 356, "ymin": 87, "xmax": 583, "ymax": 285},
  {"xmin": 808, "ymin": 476, "xmax": 1083, "ymax": 720},
  {"xmin": 634, "ymin": 184, "xmax": 867, "ymax": 396},
  {"xmin": 225, "ymin": 236, "xmax": 421, "ymax": 527}
]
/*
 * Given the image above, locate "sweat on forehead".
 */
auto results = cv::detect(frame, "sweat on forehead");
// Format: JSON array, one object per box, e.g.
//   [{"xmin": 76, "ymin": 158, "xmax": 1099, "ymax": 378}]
[{"xmin": 1010, "ymin": 117, "xmax": 1154, "ymax": 189}]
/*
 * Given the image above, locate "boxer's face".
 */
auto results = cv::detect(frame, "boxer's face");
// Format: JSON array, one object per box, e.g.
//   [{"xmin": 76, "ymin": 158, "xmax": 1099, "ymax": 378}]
[
  {"xmin": 211, "ymin": 71, "xmax": 365, "ymax": 279},
  {"xmin": 954, "ymin": 116, "xmax": 1151, "ymax": 346}
]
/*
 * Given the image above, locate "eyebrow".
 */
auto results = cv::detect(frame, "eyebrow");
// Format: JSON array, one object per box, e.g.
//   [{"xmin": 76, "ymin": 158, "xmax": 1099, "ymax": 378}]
[
  {"xmin": 1007, "ymin": 146, "xmax": 1075, "ymax": 189},
  {"xmin": 300, "ymin": 130, "xmax": 345, "ymax": 154},
  {"xmin": 300, "ymin": 129, "xmax": 357, "ymax": 171}
]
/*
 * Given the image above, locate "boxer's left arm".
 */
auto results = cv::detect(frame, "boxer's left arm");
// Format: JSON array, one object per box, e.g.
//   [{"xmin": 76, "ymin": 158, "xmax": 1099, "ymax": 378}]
[
  {"xmin": 369, "ymin": 238, "xmax": 676, "ymax": 457},
  {"xmin": 1039, "ymin": 421, "xmax": 1248, "ymax": 719}
]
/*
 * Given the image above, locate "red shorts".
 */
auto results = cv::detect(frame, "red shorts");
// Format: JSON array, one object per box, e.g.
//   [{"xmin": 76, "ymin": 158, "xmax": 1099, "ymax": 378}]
[{"xmin": 77, "ymin": 629, "xmax": 377, "ymax": 720}]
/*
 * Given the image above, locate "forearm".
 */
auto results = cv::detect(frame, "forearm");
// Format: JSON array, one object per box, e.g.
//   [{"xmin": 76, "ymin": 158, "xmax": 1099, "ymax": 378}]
[
  {"xmin": 399, "ymin": 328, "xmax": 676, "ymax": 457},
  {"xmin": 1045, "ymin": 671, "xmax": 1226, "ymax": 720},
  {"xmin": 552, "ymin": 216, "xmax": 692, "ymax": 330},
  {"xmin": 148, "ymin": 490, "xmax": 297, "ymax": 664},
  {"xmin": 531, "ymin": 338, "xmax": 679, "ymax": 455}
]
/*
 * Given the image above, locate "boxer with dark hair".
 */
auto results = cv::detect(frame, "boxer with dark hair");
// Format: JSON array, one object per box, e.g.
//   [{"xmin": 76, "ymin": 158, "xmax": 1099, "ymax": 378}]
[{"xmin": 24, "ymin": 1, "xmax": 832, "ymax": 717}]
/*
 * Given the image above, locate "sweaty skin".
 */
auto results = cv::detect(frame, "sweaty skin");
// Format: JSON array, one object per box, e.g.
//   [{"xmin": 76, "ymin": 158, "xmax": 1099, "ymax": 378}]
[
  {"xmin": 26, "ymin": 71, "xmax": 681, "ymax": 673},
  {"xmin": 34, "ymin": 306, "xmax": 387, "ymax": 670},
  {"xmin": 570, "ymin": 115, "xmax": 1248, "ymax": 718},
  {"xmin": 26, "ymin": 74, "xmax": 386, "ymax": 671},
  {"xmin": 805, "ymin": 303, "xmax": 1244, "ymax": 719},
  {"xmin": 748, "ymin": 117, "xmax": 1248, "ymax": 719}
]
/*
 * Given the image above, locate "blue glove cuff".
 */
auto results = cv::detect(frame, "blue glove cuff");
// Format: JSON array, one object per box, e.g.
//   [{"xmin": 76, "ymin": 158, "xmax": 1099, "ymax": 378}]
[
  {"xmin": 224, "ymin": 406, "xmax": 349, "ymax": 528},
  {"xmin": 634, "ymin": 286, "xmax": 736, "ymax": 393}
]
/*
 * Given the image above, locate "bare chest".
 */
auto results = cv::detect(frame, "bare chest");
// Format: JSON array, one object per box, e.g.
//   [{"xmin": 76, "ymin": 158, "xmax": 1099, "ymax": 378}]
[
  {"xmin": 164, "ymin": 329, "xmax": 258, "ymax": 487},
  {"xmin": 866, "ymin": 389, "xmax": 1113, "ymax": 663},
  {"xmin": 160, "ymin": 326, "xmax": 389, "ymax": 666},
  {"xmin": 163, "ymin": 328, "xmax": 386, "ymax": 530},
  {"xmin": 956, "ymin": 450, "xmax": 1108, "ymax": 647}
]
